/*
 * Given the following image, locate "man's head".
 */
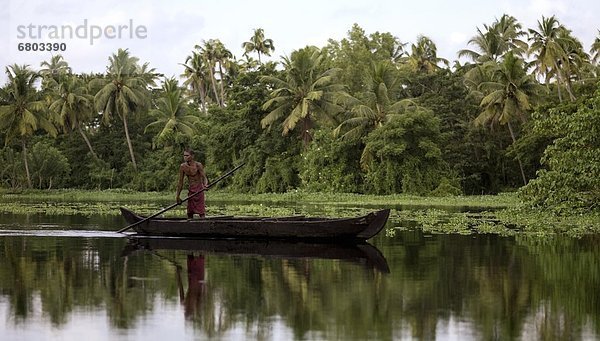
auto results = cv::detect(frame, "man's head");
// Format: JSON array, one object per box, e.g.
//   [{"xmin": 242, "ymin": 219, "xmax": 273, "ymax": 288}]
[{"xmin": 183, "ymin": 148, "xmax": 195, "ymax": 160}]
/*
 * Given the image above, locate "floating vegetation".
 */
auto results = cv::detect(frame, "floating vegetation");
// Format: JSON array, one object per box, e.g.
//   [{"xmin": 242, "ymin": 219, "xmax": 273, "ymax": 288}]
[{"xmin": 1, "ymin": 189, "xmax": 598, "ymax": 235}]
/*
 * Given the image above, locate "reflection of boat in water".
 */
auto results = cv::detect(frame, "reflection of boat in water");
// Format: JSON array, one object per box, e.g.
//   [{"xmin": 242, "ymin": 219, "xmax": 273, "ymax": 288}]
[{"xmin": 122, "ymin": 237, "xmax": 390, "ymax": 273}]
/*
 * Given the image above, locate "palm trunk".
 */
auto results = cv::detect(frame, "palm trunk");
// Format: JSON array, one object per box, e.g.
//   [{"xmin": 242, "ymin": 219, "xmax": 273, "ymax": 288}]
[
  {"xmin": 77, "ymin": 124, "xmax": 98, "ymax": 159},
  {"xmin": 507, "ymin": 121, "xmax": 527, "ymax": 186},
  {"xmin": 208, "ymin": 62, "xmax": 220, "ymax": 106},
  {"xmin": 122, "ymin": 114, "xmax": 137, "ymax": 170},
  {"xmin": 198, "ymin": 80, "xmax": 207, "ymax": 112},
  {"xmin": 218, "ymin": 63, "xmax": 226, "ymax": 106},
  {"xmin": 21, "ymin": 139, "xmax": 32, "ymax": 188}
]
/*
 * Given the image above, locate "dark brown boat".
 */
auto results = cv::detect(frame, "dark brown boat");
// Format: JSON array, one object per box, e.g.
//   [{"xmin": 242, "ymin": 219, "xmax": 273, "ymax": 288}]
[
  {"xmin": 120, "ymin": 207, "xmax": 390, "ymax": 241},
  {"xmin": 122, "ymin": 237, "xmax": 390, "ymax": 273}
]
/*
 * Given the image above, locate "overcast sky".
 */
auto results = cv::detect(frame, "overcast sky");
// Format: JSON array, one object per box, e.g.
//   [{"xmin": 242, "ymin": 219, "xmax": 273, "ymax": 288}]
[{"xmin": 1, "ymin": 0, "xmax": 599, "ymax": 84}]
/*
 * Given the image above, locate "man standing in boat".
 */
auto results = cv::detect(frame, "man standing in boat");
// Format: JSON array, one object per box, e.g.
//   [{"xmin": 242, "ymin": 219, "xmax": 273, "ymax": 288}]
[{"xmin": 176, "ymin": 148, "xmax": 209, "ymax": 219}]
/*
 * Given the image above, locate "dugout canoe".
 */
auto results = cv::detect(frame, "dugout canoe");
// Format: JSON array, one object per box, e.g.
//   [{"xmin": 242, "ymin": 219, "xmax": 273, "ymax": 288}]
[
  {"xmin": 122, "ymin": 237, "xmax": 390, "ymax": 273},
  {"xmin": 119, "ymin": 207, "xmax": 390, "ymax": 241}
]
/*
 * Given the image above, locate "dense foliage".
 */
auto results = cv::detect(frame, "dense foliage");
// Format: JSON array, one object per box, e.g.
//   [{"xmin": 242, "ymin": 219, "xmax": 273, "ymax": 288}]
[{"xmin": 1, "ymin": 15, "xmax": 599, "ymax": 212}]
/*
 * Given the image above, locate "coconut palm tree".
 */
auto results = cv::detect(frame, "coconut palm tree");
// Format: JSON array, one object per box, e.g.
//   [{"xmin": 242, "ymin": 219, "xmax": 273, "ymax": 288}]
[
  {"xmin": 145, "ymin": 77, "xmax": 199, "ymax": 147},
  {"xmin": 591, "ymin": 30, "xmax": 600, "ymax": 65},
  {"xmin": 459, "ymin": 14, "xmax": 527, "ymax": 64},
  {"xmin": 195, "ymin": 40, "xmax": 222, "ymax": 107},
  {"xmin": 48, "ymin": 74, "xmax": 97, "ymax": 158},
  {"xmin": 93, "ymin": 48, "xmax": 154, "ymax": 170},
  {"xmin": 528, "ymin": 15, "xmax": 577, "ymax": 102},
  {"xmin": 40, "ymin": 55, "xmax": 72, "ymax": 87},
  {"xmin": 181, "ymin": 50, "xmax": 210, "ymax": 110},
  {"xmin": 212, "ymin": 40, "xmax": 233, "ymax": 106},
  {"xmin": 475, "ymin": 52, "xmax": 543, "ymax": 185},
  {"xmin": 242, "ymin": 28, "xmax": 275, "ymax": 63},
  {"xmin": 405, "ymin": 35, "xmax": 449, "ymax": 73},
  {"xmin": 0, "ymin": 64, "xmax": 57, "ymax": 187},
  {"xmin": 333, "ymin": 61, "xmax": 420, "ymax": 168},
  {"xmin": 261, "ymin": 46, "xmax": 346, "ymax": 147}
]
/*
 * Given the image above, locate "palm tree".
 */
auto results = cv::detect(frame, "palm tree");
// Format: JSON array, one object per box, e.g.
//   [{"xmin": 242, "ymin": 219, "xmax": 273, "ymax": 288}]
[
  {"xmin": 181, "ymin": 51, "xmax": 210, "ymax": 111},
  {"xmin": 93, "ymin": 48, "xmax": 154, "ymax": 170},
  {"xmin": 40, "ymin": 55, "xmax": 72, "ymax": 87},
  {"xmin": 0, "ymin": 64, "xmax": 57, "ymax": 187},
  {"xmin": 475, "ymin": 53, "xmax": 543, "ymax": 185},
  {"xmin": 195, "ymin": 40, "xmax": 222, "ymax": 107},
  {"xmin": 242, "ymin": 28, "xmax": 275, "ymax": 63},
  {"xmin": 48, "ymin": 74, "xmax": 97, "ymax": 158},
  {"xmin": 492, "ymin": 14, "xmax": 528, "ymax": 57},
  {"xmin": 212, "ymin": 40, "xmax": 233, "ymax": 106},
  {"xmin": 591, "ymin": 30, "xmax": 600, "ymax": 65},
  {"xmin": 261, "ymin": 46, "xmax": 346, "ymax": 147},
  {"xmin": 528, "ymin": 15, "xmax": 577, "ymax": 102},
  {"xmin": 459, "ymin": 14, "xmax": 527, "ymax": 64},
  {"xmin": 333, "ymin": 61, "xmax": 419, "ymax": 168},
  {"xmin": 405, "ymin": 35, "xmax": 449, "ymax": 73},
  {"xmin": 459, "ymin": 26, "xmax": 505, "ymax": 63},
  {"xmin": 145, "ymin": 77, "xmax": 199, "ymax": 147}
]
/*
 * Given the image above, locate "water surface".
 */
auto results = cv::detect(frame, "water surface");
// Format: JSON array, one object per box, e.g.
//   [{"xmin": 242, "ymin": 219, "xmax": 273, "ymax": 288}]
[{"xmin": 0, "ymin": 212, "xmax": 599, "ymax": 340}]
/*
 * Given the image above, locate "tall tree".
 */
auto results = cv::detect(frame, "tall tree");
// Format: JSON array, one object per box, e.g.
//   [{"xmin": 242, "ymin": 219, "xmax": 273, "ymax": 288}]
[
  {"xmin": 39, "ymin": 55, "xmax": 72, "ymax": 87},
  {"xmin": 0, "ymin": 64, "xmax": 57, "ymax": 187},
  {"xmin": 528, "ymin": 15, "xmax": 577, "ymax": 102},
  {"xmin": 261, "ymin": 46, "xmax": 346, "ymax": 147},
  {"xmin": 195, "ymin": 40, "xmax": 223, "ymax": 106},
  {"xmin": 591, "ymin": 30, "xmax": 600, "ymax": 65},
  {"xmin": 49, "ymin": 74, "xmax": 98, "ymax": 158},
  {"xmin": 333, "ymin": 61, "xmax": 419, "ymax": 168},
  {"xmin": 93, "ymin": 48, "xmax": 154, "ymax": 170},
  {"xmin": 459, "ymin": 14, "xmax": 527, "ymax": 64},
  {"xmin": 213, "ymin": 40, "xmax": 233, "ymax": 106},
  {"xmin": 404, "ymin": 35, "xmax": 449, "ymax": 73},
  {"xmin": 474, "ymin": 53, "xmax": 543, "ymax": 185},
  {"xmin": 242, "ymin": 28, "xmax": 275, "ymax": 63},
  {"xmin": 145, "ymin": 77, "xmax": 199, "ymax": 147},
  {"xmin": 181, "ymin": 51, "xmax": 209, "ymax": 111}
]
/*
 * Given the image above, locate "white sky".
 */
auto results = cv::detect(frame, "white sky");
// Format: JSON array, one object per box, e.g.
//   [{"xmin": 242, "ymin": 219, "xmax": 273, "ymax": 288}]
[{"xmin": 1, "ymin": 0, "xmax": 599, "ymax": 84}]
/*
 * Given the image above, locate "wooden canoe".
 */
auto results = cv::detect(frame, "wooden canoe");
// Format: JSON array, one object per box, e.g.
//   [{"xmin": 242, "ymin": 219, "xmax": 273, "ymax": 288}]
[
  {"xmin": 120, "ymin": 207, "xmax": 390, "ymax": 241},
  {"xmin": 122, "ymin": 237, "xmax": 390, "ymax": 273}
]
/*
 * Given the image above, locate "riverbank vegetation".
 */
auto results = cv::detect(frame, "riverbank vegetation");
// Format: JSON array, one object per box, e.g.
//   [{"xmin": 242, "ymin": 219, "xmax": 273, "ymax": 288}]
[
  {"xmin": 2, "ymin": 189, "xmax": 599, "ymax": 236},
  {"xmin": 1, "ymin": 15, "xmax": 599, "ymax": 225}
]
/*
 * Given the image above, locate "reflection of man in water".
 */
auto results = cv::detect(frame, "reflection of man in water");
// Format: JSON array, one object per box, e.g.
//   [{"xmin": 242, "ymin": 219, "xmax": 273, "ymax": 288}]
[{"xmin": 184, "ymin": 254, "xmax": 205, "ymax": 319}]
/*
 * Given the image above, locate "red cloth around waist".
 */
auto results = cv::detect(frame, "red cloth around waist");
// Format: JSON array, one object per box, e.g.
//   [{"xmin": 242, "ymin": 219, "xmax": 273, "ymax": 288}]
[{"xmin": 187, "ymin": 183, "xmax": 205, "ymax": 215}]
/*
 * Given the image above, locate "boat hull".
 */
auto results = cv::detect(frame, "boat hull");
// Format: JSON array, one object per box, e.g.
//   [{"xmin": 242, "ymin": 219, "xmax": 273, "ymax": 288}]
[{"xmin": 120, "ymin": 207, "xmax": 390, "ymax": 241}]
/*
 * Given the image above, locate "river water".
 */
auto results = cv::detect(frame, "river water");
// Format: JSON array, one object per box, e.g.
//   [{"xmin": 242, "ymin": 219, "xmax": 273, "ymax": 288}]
[{"xmin": 0, "ymin": 212, "xmax": 599, "ymax": 340}]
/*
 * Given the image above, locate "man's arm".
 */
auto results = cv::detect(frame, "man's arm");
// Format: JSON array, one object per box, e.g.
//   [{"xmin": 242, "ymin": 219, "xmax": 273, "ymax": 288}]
[
  {"xmin": 176, "ymin": 165, "xmax": 185, "ymax": 203},
  {"xmin": 200, "ymin": 162, "xmax": 208, "ymax": 186}
]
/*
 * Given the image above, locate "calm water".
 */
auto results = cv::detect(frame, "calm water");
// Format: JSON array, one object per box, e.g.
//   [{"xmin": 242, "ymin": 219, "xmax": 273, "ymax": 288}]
[{"xmin": 0, "ymin": 212, "xmax": 599, "ymax": 340}]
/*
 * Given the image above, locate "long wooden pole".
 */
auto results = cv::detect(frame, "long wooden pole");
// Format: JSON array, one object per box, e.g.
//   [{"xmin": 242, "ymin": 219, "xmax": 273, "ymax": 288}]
[{"xmin": 117, "ymin": 163, "xmax": 244, "ymax": 233}]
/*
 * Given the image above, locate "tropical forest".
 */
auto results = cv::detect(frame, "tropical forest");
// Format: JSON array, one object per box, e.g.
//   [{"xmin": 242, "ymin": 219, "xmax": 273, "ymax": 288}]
[{"xmin": 1, "ymin": 15, "xmax": 600, "ymax": 223}]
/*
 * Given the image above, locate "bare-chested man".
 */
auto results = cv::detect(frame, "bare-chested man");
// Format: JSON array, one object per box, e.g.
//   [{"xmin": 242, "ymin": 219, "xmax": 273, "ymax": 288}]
[{"xmin": 176, "ymin": 148, "xmax": 209, "ymax": 219}]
